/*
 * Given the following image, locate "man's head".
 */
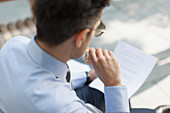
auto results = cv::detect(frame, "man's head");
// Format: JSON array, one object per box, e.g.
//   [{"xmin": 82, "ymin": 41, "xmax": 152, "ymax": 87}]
[{"xmin": 34, "ymin": 0, "xmax": 110, "ymax": 47}]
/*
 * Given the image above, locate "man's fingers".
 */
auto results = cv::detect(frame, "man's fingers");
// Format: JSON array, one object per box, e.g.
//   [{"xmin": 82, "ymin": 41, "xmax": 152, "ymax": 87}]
[
  {"xmin": 108, "ymin": 51, "xmax": 115, "ymax": 58},
  {"xmin": 89, "ymin": 49, "xmax": 116, "ymax": 64},
  {"xmin": 102, "ymin": 49, "xmax": 110, "ymax": 57},
  {"xmin": 96, "ymin": 48, "xmax": 104, "ymax": 58},
  {"xmin": 89, "ymin": 48, "xmax": 97, "ymax": 63},
  {"xmin": 108, "ymin": 51, "xmax": 119, "ymax": 63}
]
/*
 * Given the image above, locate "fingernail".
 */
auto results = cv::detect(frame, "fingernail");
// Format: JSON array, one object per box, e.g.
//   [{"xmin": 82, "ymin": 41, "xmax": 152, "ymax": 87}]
[{"xmin": 90, "ymin": 47, "xmax": 94, "ymax": 50}]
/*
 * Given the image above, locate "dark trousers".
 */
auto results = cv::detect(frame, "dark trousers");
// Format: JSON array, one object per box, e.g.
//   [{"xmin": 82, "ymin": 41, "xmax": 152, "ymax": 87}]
[{"xmin": 75, "ymin": 85, "xmax": 105, "ymax": 111}]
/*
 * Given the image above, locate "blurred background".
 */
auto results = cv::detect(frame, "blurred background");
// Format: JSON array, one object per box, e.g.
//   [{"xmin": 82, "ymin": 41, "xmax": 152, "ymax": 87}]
[{"xmin": 0, "ymin": 0, "xmax": 170, "ymax": 110}]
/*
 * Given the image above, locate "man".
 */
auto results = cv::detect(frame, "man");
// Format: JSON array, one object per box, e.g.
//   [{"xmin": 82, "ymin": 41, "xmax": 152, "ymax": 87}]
[{"xmin": 0, "ymin": 0, "xmax": 129, "ymax": 112}]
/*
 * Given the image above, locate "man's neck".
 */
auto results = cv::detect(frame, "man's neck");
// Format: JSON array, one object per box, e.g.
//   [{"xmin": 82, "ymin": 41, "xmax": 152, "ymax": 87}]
[{"xmin": 35, "ymin": 38, "xmax": 73, "ymax": 63}]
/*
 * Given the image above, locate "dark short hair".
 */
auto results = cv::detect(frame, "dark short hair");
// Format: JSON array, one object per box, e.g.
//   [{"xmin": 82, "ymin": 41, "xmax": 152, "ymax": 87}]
[{"xmin": 34, "ymin": 0, "xmax": 110, "ymax": 46}]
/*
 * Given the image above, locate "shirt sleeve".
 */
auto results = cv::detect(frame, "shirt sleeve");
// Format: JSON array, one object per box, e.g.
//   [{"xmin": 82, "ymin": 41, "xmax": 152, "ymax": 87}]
[
  {"xmin": 71, "ymin": 72, "xmax": 87, "ymax": 89},
  {"xmin": 67, "ymin": 59, "xmax": 91, "ymax": 89},
  {"xmin": 104, "ymin": 86, "xmax": 130, "ymax": 113}
]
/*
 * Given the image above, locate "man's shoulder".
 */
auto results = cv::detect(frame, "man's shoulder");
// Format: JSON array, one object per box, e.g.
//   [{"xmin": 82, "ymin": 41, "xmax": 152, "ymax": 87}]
[
  {"xmin": 0, "ymin": 36, "xmax": 30, "ymax": 53},
  {"xmin": 4, "ymin": 36, "xmax": 30, "ymax": 47}
]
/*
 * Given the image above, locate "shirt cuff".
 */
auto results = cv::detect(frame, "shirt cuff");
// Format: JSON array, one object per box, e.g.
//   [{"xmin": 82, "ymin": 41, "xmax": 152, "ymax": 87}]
[{"xmin": 104, "ymin": 85, "xmax": 129, "ymax": 113}]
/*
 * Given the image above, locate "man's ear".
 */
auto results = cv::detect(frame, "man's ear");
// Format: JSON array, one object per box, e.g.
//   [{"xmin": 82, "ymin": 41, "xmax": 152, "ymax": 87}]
[{"xmin": 74, "ymin": 28, "xmax": 90, "ymax": 48}]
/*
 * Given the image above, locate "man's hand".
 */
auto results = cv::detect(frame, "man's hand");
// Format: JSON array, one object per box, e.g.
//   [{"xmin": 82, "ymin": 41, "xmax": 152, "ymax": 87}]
[
  {"xmin": 89, "ymin": 68, "xmax": 97, "ymax": 81},
  {"xmin": 89, "ymin": 48, "xmax": 121, "ymax": 86}
]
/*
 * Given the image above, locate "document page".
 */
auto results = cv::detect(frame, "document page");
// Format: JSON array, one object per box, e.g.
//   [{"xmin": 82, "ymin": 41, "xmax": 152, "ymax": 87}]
[{"xmin": 89, "ymin": 41, "xmax": 158, "ymax": 98}]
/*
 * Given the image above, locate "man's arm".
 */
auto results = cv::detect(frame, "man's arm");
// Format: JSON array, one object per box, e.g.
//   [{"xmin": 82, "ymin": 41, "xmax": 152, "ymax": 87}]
[
  {"xmin": 71, "ymin": 68, "xmax": 97, "ymax": 89},
  {"xmin": 67, "ymin": 59, "xmax": 96, "ymax": 89},
  {"xmin": 89, "ymin": 48, "xmax": 130, "ymax": 112},
  {"xmin": 68, "ymin": 48, "xmax": 130, "ymax": 112}
]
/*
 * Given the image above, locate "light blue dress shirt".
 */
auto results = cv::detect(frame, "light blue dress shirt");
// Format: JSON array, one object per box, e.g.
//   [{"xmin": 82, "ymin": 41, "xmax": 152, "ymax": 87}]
[{"xmin": 0, "ymin": 36, "xmax": 130, "ymax": 113}]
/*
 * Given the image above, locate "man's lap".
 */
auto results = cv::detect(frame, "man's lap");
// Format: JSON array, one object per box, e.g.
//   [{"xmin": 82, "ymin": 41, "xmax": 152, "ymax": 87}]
[{"xmin": 75, "ymin": 85, "xmax": 105, "ymax": 111}]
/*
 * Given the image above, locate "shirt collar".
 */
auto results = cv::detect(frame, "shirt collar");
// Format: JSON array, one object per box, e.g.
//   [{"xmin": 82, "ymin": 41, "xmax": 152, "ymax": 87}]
[{"xmin": 26, "ymin": 36, "xmax": 67, "ymax": 81}]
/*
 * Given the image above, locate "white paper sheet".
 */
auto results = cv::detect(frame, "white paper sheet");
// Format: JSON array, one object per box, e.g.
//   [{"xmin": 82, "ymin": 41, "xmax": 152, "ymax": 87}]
[{"xmin": 89, "ymin": 41, "xmax": 158, "ymax": 98}]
